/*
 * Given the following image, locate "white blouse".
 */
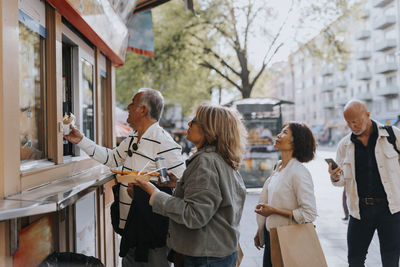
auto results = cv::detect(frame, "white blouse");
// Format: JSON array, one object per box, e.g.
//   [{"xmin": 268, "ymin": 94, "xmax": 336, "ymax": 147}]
[{"xmin": 256, "ymin": 158, "xmax": 317, "ymax": 242}]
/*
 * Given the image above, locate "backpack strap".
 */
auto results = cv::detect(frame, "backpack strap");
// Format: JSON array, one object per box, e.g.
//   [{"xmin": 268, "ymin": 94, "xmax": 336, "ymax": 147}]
[{"xmin": 383, "ymin": 125, "xmax": 400, "ymax": 154}]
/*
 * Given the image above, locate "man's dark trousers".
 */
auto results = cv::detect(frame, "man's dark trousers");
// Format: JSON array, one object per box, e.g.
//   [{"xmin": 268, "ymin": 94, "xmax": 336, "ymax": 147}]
[{"xmin": 348, "ymin": 201, "xmax": 400, "ymax": 267}]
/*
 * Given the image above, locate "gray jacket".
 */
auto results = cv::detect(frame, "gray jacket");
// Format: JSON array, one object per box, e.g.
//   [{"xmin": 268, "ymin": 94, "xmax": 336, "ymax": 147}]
[{"xmin": 151, "ymin": 146, "xmax": 246, "ymax": 257}]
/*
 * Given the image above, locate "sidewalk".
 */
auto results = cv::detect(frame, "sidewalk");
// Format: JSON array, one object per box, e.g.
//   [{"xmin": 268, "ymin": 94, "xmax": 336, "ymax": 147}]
[{"xmin": 238, "ymin": 149, "xmax": 382, "ymax": 267}]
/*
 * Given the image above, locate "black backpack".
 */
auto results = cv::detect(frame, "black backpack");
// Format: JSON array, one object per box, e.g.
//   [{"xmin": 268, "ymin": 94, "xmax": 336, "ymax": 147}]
[{"xmin": 382, "ymin": 125, "xmax": 400, "ymax": 154}]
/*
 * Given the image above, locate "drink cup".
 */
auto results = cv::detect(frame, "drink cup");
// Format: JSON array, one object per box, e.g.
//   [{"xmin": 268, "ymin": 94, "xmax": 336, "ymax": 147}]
[{"xmin": 155, "ymin": 156, "xmax": 169, "ymax": 184}]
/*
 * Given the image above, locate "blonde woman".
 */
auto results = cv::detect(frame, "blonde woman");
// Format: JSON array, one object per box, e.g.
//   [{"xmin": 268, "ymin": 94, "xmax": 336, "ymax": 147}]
[{"xmin": 136, "ymin": 104, "xmax": 247, "ymax": 266}]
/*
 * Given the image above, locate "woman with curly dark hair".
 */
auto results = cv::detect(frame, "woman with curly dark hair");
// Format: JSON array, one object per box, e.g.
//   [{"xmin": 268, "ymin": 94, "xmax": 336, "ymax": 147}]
[{"xmin": 254, "ymin": 122, "xmax": 318, "ymax": 267}]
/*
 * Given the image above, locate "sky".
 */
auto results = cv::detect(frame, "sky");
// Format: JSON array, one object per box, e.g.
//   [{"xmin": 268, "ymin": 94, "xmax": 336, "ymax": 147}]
[{"xmin": 247, "ymin": 0, "xmax": 342, "ymax": 68}]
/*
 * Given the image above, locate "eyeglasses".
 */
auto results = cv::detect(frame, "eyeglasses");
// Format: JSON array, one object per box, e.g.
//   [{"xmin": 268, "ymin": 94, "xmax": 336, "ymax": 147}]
[{"xmin": 189, "ymin": 119, "xmax": 198, "ymax": 127}]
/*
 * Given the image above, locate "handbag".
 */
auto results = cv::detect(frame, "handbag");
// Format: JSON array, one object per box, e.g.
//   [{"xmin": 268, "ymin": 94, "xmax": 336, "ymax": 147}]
[{"xmin": 270, "ymin": 222, "xmax": 327, "ymax": 267}]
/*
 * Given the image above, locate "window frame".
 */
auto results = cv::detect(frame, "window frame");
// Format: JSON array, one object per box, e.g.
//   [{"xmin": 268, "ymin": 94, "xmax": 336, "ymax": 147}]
[{"xmin": 18, "ymin": 6, "xmax": 52, "ymax": 172}]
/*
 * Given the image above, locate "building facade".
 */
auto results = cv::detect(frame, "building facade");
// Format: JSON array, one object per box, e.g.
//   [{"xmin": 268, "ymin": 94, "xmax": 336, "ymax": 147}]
[{"xmin": 265, "ymin": 0, "xmax": 400, "ymax": 144}]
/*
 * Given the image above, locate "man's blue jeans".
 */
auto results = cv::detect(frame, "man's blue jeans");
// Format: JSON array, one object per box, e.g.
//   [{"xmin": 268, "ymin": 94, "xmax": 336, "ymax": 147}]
[
  {"xmin": 183, "ymin": 251, "xmax": 237, "ymax": 267},
  {"xmin": 348, "ymin": 201, "xmax": 400, "ymax": 267}
]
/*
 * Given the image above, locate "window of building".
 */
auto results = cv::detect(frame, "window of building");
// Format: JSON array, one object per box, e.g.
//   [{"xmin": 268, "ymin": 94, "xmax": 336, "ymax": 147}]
[
  {"xmin": 18, "ymin": 10, "xmax": 47, "ymax": 163},
  {"xmin": 386, "ymin": 76, "xmax": 394, "ymax": 86},
  {"xmin": 386, "ymin": 53, "xmax": 396, "ymax": 63},
  {"xmin": 386, "ymin": 98, "xmax": 399, "ymax": 112}
]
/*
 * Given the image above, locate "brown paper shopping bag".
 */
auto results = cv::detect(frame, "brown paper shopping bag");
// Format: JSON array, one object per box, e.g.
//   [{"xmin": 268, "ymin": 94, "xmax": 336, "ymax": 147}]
[
  {"xmin": 235, "ymin": 243, "xmax": 244, "ymax": 267},
  {"xmin": 270, "ymin": 223, "xmax": 327, "ymax": 267}
]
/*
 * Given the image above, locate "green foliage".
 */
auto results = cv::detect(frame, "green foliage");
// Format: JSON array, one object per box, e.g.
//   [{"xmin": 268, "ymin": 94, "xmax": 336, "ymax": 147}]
[{"xmin": 116, "ymin": 1, "xmax": 220, "ymax": 115}]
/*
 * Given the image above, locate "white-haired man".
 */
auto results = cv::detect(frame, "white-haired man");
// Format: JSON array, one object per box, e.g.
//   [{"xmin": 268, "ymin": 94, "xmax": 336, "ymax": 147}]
[{"xmin": 65, "ymin": 88, "xmax": 185, "ymax": 267}]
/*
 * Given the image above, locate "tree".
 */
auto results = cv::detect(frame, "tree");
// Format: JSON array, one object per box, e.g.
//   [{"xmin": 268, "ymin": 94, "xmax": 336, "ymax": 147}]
[
  {"xmin": 186, "ymin": 0, "xmax": 352, "ymax": 99},
  {"xmin": 116, "ymin": 1, "xmax": 222, "ymax": 115}
]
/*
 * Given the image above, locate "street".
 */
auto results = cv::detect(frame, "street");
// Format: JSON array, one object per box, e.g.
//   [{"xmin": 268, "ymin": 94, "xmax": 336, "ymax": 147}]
[{"xmin": 239, "ymin": 148, "xmax": 382, "ymax": 267}]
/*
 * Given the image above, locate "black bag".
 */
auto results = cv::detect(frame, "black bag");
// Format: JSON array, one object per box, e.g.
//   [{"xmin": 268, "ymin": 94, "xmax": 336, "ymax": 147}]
[
  {"xmin": 110, "ymin": 183, "xmax": 124, "ymax": 235},
  {"xmin": 383, "ymin": 125, "xmax": 400, "ymax": 154}
]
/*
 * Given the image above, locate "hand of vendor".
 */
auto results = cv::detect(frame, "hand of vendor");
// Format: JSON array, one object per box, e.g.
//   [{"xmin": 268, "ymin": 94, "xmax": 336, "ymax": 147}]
[
  {"xmin": 156, "ymin": 171, "xmax": 178, "ymax": 188},
  {"xmin": 64, "ymin": 125, "xmax": 83, "ymax": 144}
]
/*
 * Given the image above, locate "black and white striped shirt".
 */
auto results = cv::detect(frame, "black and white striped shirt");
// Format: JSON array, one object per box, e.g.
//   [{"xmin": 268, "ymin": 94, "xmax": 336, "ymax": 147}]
[{"xmin": 78, "ymin": 122, "xmax": 185, "ymax": 228}]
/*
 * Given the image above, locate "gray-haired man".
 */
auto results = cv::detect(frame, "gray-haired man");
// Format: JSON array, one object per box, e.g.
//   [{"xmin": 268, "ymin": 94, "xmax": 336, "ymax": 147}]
[{"xmin": 65, "ymin": 88, "xmax": 185, "ymax": 267}]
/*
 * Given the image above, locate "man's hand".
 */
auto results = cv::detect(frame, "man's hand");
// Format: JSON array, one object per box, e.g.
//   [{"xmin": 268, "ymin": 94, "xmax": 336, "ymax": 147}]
[
  {"xmin": 254, "ymin": 231, "xmax": 264, "ymax": 250},
  {"xmin": 156, "ymin": 172, "xmax": 178, "ymax": 188},
  {"xmin": 64, "ymin": 125, "xmax": 83, "ymax": 144},
  {"xmin": 255, "ymin": 203, "xmax": 276, "ymax": 217},
  {"xmin": 328, "ymin": 163, "xmax": 343, "ymax": 181}
]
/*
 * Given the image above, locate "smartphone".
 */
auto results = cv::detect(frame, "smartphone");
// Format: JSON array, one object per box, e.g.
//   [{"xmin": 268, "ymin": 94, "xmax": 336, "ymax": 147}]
[{"xmin": 325, "ymin": 158, "xmax": 338, "ymax": 170}]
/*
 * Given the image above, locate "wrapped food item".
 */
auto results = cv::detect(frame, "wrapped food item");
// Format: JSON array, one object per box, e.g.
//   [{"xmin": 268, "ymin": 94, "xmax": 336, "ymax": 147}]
[
  {"xmin": 110, "ymin": 168, "xmax": 159, "ymax": 184},
  {"xmin": 62, "ymin": 113, "xmax": 75, "ymax": 135}
]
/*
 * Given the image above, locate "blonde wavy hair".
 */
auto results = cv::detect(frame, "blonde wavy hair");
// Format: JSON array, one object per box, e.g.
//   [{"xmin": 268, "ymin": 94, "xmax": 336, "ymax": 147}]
[{"xmin": 194, "ymin": 104, "xmax": 248, "ymax": 170}]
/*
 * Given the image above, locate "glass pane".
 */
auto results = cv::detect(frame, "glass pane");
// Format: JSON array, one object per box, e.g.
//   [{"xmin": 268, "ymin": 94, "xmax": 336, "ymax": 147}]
[
  {"xmin": 75, "ymin": 191, "xmax": 97, "ymax": 257},
  {"xmin": 81, "ymin": 58, "xmax": 95, "ymax": 141},
  {"xmin": 63, "ymin": 44, "xmax": 74, "ymax": 156},
  {"xmin": 19, "ymin": 22, "xmax": 46, "ymax": 161},
  {"xmin": 100, "ymin": 75, "xmax": 106, "ymax": 146}
]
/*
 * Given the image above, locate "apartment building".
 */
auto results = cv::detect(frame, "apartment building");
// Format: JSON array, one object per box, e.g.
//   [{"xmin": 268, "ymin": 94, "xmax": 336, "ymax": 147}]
[{"xmin": 265, "ymin": 0, "xmax": 400, "ymax": 143}]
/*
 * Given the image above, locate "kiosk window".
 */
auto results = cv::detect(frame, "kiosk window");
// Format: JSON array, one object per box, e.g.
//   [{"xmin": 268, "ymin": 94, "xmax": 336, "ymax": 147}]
[
  {"xmin": 63, "ymin": 43, "xmax": 74, "ymax": 155},
  {"xmin": 81, "ymin": 58, "xmax": 95, "ymax": 141},
  {"xmin": 18, "ymin": 20, "xmax": 46, "ymax": 162}
]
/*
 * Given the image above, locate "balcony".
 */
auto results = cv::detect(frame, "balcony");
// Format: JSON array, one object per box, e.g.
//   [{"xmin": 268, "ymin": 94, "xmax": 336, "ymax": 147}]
[
  {"xmin": 360, "ymin": 9, "xmax": 370, "ymax": 19},
  {"xmin": 373, "ymin": 0, "xmax": 394, "ymax": 8},
  {"xmin": 321, "ymin": 66, "xmax": 333, "ymax": 76},
  {"xmin": 373, "ymin": 15, "xmax": 396, "ymax": 30},
  {"xmin": 335, "ymin": 97, "xmax": 348, "ymax": 106},
  {"xmin": 358, "ymin": 92, "xmax": 373, "ymax": 101},
  {"xmin": 335, "ymin": 79, "xmax": 347, "ymax": 88},
  {"xmin": 374, "ymin": 39, "xmax": 396, "ymax": 52},
  {"xmin": 376, "ymin": 85, "xmax": 399, "ymax": 96},
  {"xmin": 356, "ymin": 70, "xmax": 372, "ymax": 80},
  {"xmin": 356, "ymin": 51, "xmax": 371, "ymax": 60},
  {"xmin": 323, "ymin": 101, "xmax": 335, "ymax": 109},
  {"xmin": 375, "ymin": 62, "xmax": 397, "ymax": 74},
  {"xmin": 355, "ymin": 30, "xmax": 370, "ymax": 40},
  {"xmin": 321, "ymin": 82, "xmax": 335, "ymax": 92}
]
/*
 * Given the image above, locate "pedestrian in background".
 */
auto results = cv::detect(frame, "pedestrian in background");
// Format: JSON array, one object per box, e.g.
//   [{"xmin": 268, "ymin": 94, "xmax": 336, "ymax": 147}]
[
  {"xmin": 254, "ymin": 122, "xmax": 318, "ymax": 267},
  {"xmin": 136, "ymin": 104, "xmax": 248, "ymax": 266},
  {"xmin": 328, "ymin": 99, "xmax": 400, "ymax": 267}
]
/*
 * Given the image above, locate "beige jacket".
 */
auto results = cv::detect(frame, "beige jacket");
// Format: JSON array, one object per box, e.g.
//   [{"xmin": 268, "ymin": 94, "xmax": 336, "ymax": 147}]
[
  {"xmin": 256, "ymin": 158, "xmax": 317, "ymax": 243},
  {"xmin": 333, "ymin": 120, "xmax": 400, "ymax": 219}
]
